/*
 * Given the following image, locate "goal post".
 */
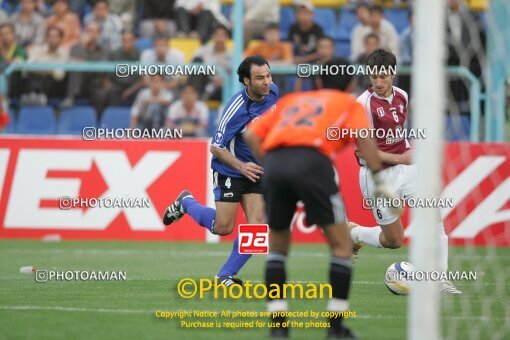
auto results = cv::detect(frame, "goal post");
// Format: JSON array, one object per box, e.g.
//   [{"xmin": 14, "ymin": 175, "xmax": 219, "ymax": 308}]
[{"xmin": 408, "ymin": 0, "xmax": 446, "ymax": 339}]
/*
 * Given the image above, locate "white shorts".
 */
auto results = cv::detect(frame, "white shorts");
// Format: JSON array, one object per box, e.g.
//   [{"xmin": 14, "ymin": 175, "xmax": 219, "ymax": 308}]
[{"xmin": 359, "ymin": 164, "xmax": 417, "ymax": 225}]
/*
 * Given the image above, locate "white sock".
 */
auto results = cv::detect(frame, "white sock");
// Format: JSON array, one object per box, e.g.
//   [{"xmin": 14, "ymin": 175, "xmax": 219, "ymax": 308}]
[
  {"xmin": 351, "ymin": 226, "xmax": 383, "ymax": 248},
  {"xmin": 437, "ymin": 222, "xmax": 449, "ymax": 272}
]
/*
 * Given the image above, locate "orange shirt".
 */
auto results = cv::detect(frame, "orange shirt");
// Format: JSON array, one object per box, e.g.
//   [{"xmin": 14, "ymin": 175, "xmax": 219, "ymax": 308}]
[
  {"xmin": 46, "ymin": 12, "xmax": 81, "ymax": 49},
  {"xmin": 244, "ymin": 41, "xmax": 293, "ymax": 63},
  {"xmin": 248, "ymin": 90, "xmax": 369, "ymax": 159}
]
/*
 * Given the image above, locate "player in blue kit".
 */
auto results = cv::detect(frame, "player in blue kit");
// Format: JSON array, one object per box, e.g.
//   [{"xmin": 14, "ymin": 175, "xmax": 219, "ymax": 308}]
[{"xmin": 162, "ymin": 56, "xmax": 279, "ymax": 286}]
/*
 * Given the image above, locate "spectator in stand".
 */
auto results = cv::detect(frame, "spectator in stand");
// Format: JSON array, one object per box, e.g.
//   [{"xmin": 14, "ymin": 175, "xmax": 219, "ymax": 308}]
[
  {"xmin": 446, "ymin": 0, "xmax": 485, "ymax": 116},
  {"xmin": 140, "ymin": 36, "xmax": 185, "ymax": 65},
  {"xmin": 289, "ymin": 1, "xmax": 324, "ymax": 64},
  {"xmin": 131, "ymin": 74, "xmax": 173, "ymax": 131},
  {"xmin": 0, "ymin": 23, "xmax": 27, "ymax": 98},
  {"xmin": 46, "ymin": 0, "xmax": 81, "ymax": 51},
  {"xmin": 245, "ymin": 23, "xmax": 292, "ymax": 92},
  {"xmin": 0, "ymin": 23, "xmax": 27, "ymax": 68},
  {"xmin": 62, "ymin": 21, "xmax": 108, "ymax": 110},
  {"xmin": 353, "ymin": 33, "xmax": 380, "ymax": 96},
  {"xmin": 296, "ymin": 35, "xmax": 335, "ymax": 91},
  {"xmin": 98, "ymin": 30, "xmax": 141, "ymax": 112},
  {"xmin": 140, "ymin": 36, "xmax": 185, "ymax": 90},
  {"xmin": 242, "ymin": 0, "xmax": 280, "ymax": 45},
  {"xmin": 350, "ymin": 3, "xmax": 371, "ymax": 62},
  {"xmin": 316, "ymin": 35, "xmax": 335, "ymax": 65},
  {"xmin": 245, "ymin": 23, "xmax": 293, "ymax": 65},
  {"xmin": 25, "ymin": 27, "xmax": 69, "ymax": 105},
  {"xmin": 108, "ymin": 0, "xmax": 136, "ymax": 31},
  {"xmin": 367, "ymin": 6, "xmax": 399, "ymax": 59},
  {"xmin": 84, "ymin": 0, "xmax": 122, "ymax": 51},
  {"xmin": 166, "ymin": 84, "xmax": 209, "ymax": 137},
  {"xmin": 10, "ymin": 0, "xmax": 46, "ymax": 48},
  {"xmin": 190, "ymin": 25, "xmax": 232, "ymax": 101},
  {"xmin": 140, "ymin": 0, "xmax": 176, "ymax": 39},
  {"xmin": 174, "ymin": 0, "xmax": 229, "ymax": 43}
]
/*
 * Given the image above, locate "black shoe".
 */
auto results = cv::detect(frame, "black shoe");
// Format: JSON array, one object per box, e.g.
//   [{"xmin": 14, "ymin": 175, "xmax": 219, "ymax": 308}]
[
  {"xmin": 162, "ymin": 190, "xmax": 193, "ymax": 225},
  {"xmin": 270, "ymin": 327, "xmax": 289, "ymax": 338},
  {"xmin": 214, "ymin": 275, "xmax": 243, "ymax": 287},
  {"xmin": 327, "ymin": 325, "xmax": 359, "ymax": 339}
]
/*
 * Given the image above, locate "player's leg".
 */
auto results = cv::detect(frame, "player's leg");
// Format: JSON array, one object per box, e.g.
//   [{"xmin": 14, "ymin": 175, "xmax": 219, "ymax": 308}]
[
  {"xmin": 216, "ymin": 192, "xmax": 264, "ymax": 280},
  {"xmin": 263, "ymin": 150, "xmax": 299, "ymax": 338},
  {"xmin": 350, "ymin": 218, "xmax": 404, "ymax": 249},
  {"xmin": 349, "ymin": 166, "xmax": 404, "ymax": 256},
  {"xmin": 321, "ymin": 222, "xmax": 358, "ymax": 339},
  {"xmin": 162, "ymin": 190, "xmax": 219, "ymax": 234},
  {"xmin": 399, "ymin": 165, "xmax": 450, "ymax": 271},
  {"xmin": 162, "ymin": 171, "xmax": 240, "ymax": 236},
  {"xmin": 298, "ymin": 151, "xmax": 357, "ymax": 338},
  {"xmin": 400, "ymin": 167, "xmax": 460, "ymax": 293}
]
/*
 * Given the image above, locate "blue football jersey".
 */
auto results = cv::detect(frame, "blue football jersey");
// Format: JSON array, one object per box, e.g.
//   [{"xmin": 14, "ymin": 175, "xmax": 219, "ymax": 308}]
[{"xmin": 211, "ymin": 83, "xmax": 279, "ymax": 178}]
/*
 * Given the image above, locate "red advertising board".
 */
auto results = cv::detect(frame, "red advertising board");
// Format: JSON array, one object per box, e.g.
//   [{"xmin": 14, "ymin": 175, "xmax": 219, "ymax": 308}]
[
  {"xmin": 0, "ymin": 137, "xmax": 208, "ymax": 241},
  {"xmin": 0, "ymin": 137, "xmax": 508, "ymax": 245}
]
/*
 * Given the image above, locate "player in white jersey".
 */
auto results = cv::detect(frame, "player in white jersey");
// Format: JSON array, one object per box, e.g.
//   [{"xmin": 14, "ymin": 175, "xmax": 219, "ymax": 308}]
[{"xmin": 349, "ymin": 49, "xmax": 461, "ymax": 294}]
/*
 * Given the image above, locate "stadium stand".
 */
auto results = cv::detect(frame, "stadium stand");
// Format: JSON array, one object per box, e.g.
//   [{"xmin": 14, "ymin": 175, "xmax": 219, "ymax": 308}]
[
  {"xmin": 15, "ymin": 106, "xmax": 56, "ymax": 134},
  {"xmin": 313, "ymin": 8, "xmax": 336, "ymax": 37},
  {"xmin": 99, "ymin": 107, "xmax": 131, "ymax": 129},
  {"xmin": 169, "ymin": 38, "xmax": 202, "ymax": 62},
  {"xmin": 135, "ymin": 37, "xmax": 153, "ymax": 51},
  {"xmin": 384, "ymin": 8, "xmax": 409, "ymax": 33},
  {"xmin": 335, "ymin": 8, "xmax": 358, "ymax": 41},
  {"xmin": 446, "ymin": 115, "xmax": 471, "ymax": 141},
  {"xmin": 58, "ymin": 106, "xmax": 97, "ymax": 135},
  {"xmin": 0, "ymin": 0, "xmax": 489, "ymax": 141}
]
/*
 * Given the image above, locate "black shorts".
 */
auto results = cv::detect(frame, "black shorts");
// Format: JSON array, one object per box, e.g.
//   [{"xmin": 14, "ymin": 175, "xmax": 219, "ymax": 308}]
[
  {"xmin": 213, "ymin": 171, "xmax": 263, "ymax": 202},
  {"xmin": 263, "ymin": 147, "xmax": 345, "ymax": 230}
]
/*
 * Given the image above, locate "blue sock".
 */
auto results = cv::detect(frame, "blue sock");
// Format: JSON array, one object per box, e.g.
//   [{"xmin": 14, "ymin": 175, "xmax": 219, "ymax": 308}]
[
  {"xmin": 217, "ymin": 236, "xmax": 252, "ymax": 277},
  {"xmin": 181, "ymin": 197, "xmax": 215, "ymax": 234}
]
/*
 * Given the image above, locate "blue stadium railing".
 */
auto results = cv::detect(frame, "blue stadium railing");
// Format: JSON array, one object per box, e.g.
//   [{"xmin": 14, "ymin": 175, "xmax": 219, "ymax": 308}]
[
  {"xmin": 0, "ymin": 61, "xmax": 232, "ymax": 106},
  {"xmin": 268, "ymin": 64, "xmax": 482, "ymax": 142},
  {"xmin": 0, "ymin": 62, "xmax": 482, "ymax": 142}
]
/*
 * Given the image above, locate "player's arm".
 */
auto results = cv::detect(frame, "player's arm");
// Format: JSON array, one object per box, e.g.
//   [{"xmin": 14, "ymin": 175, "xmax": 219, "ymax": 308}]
[
  {"xmin": 244, "ymin": 100, "xmax": 280, "ymax": 162},
  {"xmin": 355, "ymin": 149, "xmax": 413, "ymax": 165},
  {"xmin": 356, "ymin": 136, "xmax": 403, "ymax": 216},
  {"xmin": 243, "ymin": 130, "xmax": 264, "ymax": 162},
  {"xmin": 209, "ymin": 145, "xmax": 263, "ymax": 182},
  {"xmin": 355, "ymin": 137, "xmax": 383, "ymax": 174}
]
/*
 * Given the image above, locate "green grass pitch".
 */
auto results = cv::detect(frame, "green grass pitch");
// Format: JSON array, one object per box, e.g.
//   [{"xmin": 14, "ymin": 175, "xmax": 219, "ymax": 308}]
[{"xmin": 0, "ymin": 240, "xmax": 508, "ymax": 339}]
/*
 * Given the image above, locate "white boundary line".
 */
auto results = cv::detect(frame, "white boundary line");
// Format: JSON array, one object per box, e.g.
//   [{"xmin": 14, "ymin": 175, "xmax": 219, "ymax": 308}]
[{"xmin": 1, "ymin": 248, "xmax": 506, "ymax": 260}]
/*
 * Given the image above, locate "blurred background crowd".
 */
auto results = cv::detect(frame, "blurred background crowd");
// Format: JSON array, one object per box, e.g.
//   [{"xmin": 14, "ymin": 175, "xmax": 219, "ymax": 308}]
[{"xmin": 0, "ymin": 0, "xmax": 487, "ymax": 139}]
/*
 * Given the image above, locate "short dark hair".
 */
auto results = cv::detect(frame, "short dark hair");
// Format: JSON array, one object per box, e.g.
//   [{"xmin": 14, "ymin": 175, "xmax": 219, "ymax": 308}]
[
  {"xmin": 212, "ymin": 24, "xmax": 230, "ymax": 37},
  {"xmin": 320, "ymin": 58, "xmax": 353, "ymax": 91},
  {"xmin": 0, "ymin": 23, "xmax": 15, "ymax": 33},
  {"xmin": 93, "ymin": 0, "xmax": 108, "ymax": 6},
  {"xmin": 237, "ymin": 55, "xmax": 270, "ymax": 85},
  {"xmin": 183, "ymin": 83, "xmax": 199, "ymax": 93},
  {"xmin": 365, "ymin": 48, "xmax": 397, "ymax": 74},
  {"xmin": 364, "ymin": 33, "xmax": 380, "ymax": 44},
  {"xmin": 356, "ymin": 3, "xmax": 369, "ymax": 11},
  {"xmin": 318, "ymin": 35, "xmax": 335, "ymax": 45},
  {"xmin": 154, "ymin": 36, "xmax": 168, "ymax": 44},
  {"xmin": 265, "ymin": 23, "xmax": 280, "ymax": 31},
  {"xmin": 121, "ymin": 29, "xmax": 135, "ymax": 36},
  {"xmin": 370, "ymin": 5, "xmax": 385, "ymax": 15}
]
